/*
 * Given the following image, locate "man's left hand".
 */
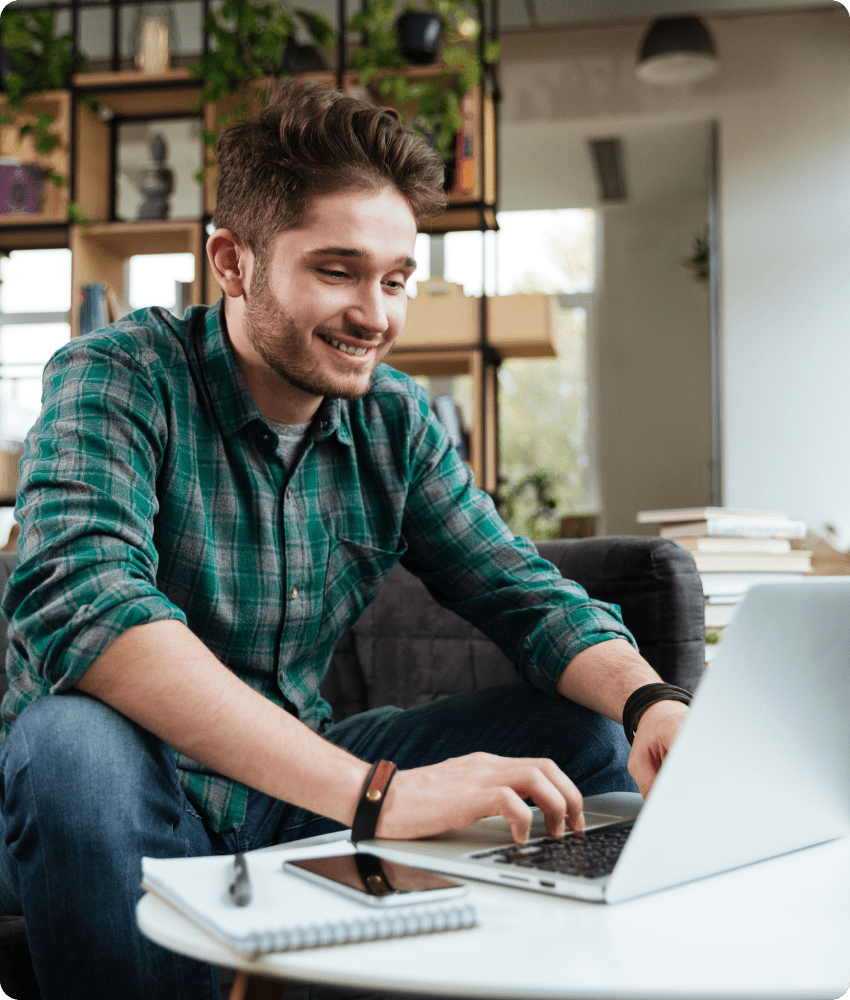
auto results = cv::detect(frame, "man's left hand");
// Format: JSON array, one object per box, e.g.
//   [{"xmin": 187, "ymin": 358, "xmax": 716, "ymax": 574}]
[{"xmin": 627, "ymin": 698, "xmax": 690, "ymax": 797}]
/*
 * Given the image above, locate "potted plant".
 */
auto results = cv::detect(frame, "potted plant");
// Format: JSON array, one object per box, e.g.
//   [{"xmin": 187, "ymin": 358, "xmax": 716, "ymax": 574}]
[
  {"xmin": 0, "ymin": 5, "xmax": 87, "ymax": 219},
  {"xmin": 348, "ymin": 0, "xmax": 499, "ymax": 165}
]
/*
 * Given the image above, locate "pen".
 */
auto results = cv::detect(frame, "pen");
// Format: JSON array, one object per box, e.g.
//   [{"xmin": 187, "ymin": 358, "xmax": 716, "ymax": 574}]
[{"xmin": 228, "ymin": 852, "xmax": 252, "ymax": 907}]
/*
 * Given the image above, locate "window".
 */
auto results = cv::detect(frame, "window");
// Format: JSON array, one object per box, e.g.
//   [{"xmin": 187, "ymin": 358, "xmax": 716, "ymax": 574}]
[
  {"xmin": 494, "ymin": 210, "xmax": 597, "ymax": 539},
  {"xmin": 0, "ymin": 249, "xmax": 72, "ymax": 436},
  {"xmin": 0, "ymin": 247, "xmax": 73, "ymax": 543},
  {"xmin": 127, "ymin": 252, "xmax": 196, "ymax": 311}
]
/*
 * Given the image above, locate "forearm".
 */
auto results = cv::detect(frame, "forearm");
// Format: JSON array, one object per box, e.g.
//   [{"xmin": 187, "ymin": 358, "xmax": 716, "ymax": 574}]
[
  {"xmin": 555, "ymin": 637, "xmax": 663, "ymax": 722},
  {"xmin": 74, "ymin": 618, "xmax": 370, "ymax": 826}
]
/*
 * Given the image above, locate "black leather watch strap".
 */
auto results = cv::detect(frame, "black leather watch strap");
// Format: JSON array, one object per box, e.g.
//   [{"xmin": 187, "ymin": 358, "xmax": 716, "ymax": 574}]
[
  {"xmin": 622, "ymin": 683, "xmax": 692, "ymax": 745},
  {"xmin": 351, "ymin": 759, "xmax": 397, "ymax": 844}
]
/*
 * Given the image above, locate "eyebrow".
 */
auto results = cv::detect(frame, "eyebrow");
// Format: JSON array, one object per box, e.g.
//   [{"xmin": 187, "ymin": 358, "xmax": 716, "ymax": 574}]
[{"xmin": 305, "ymin": 247, "xmax": 417, "ymax": 270}]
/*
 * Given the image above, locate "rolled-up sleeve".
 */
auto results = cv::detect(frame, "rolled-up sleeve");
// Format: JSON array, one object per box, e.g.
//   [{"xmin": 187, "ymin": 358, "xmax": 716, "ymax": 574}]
[
  {"xmin": 399, "ymin": 394, "xmax": 636, "ymax": 696},
  {"xmin": 2, "ymin": 336, "xmax": 187, "ymax": 704}
]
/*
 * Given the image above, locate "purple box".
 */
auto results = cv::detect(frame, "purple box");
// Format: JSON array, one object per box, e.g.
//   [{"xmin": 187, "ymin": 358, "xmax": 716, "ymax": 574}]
[{"xmin": 0, "ymin": 164, "xmax": 45, "ymax": 215}]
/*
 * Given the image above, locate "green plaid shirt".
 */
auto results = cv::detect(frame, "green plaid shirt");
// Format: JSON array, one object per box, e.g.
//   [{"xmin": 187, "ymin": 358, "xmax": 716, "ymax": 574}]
[{"xmin": 1, "ymin": 300, "xmax": 635, "ymax": 833}]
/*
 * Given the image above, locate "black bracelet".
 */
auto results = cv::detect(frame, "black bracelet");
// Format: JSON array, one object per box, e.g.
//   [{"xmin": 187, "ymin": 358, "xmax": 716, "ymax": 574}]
[
  {"xmin": 622, "ymin": 683, "xmax": 692, "ymax": 746},
  {"xmin": 350, "ymin": 759, "xmax": 397, "ymax": 844}
]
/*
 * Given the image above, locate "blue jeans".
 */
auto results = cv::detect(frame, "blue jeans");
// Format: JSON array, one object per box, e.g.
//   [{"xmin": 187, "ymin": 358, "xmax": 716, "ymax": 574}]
[{"xmin": 0, "ymin": 685, "xmax": 636, "ymax": 1000}]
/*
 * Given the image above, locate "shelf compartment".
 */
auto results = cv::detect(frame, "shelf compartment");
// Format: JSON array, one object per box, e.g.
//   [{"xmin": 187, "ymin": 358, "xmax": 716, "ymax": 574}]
[
  {"xmin": 70, "ymin": 219, "xmax": 204, "ymax": 337},
  {"xmin": 74, "ymin": 69, "xmax": 203, "ymax": 118},
  {"xmin": 0, "ymin": 90, "xmax": 71, "ymax": 227}
]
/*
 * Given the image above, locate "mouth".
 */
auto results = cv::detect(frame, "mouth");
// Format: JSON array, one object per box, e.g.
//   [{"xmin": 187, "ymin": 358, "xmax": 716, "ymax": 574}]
[{"xmin": 318, "ymin": 333, "xmax": 380, "ymax": 359}]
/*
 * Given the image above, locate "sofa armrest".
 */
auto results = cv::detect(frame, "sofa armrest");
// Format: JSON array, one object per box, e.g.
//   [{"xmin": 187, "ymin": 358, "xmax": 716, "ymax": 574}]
[
  {"xmin": 322, "ymin": 536, "xmax": 705, "ymax": 720},
  {"xmin": 535, "ymin": 537, "xmax": 705, "ymax": 693}
]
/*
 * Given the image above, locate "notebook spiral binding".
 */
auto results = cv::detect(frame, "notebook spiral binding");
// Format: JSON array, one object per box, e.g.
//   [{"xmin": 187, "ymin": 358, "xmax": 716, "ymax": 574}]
[{"xmin": 244, "ymin": 902, "xmax": 478, "ymax": 958}]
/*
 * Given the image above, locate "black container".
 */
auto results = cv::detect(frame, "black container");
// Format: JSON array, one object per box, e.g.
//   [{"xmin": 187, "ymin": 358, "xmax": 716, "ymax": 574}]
[{"xmin": 396, "ymin": 11, "xmax": 442, "ymax": 65}]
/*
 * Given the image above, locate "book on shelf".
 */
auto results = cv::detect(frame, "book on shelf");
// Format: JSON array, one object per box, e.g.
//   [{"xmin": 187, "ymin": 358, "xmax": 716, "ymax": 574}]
[
  {"xmin": 639, "ymin": 507, "xmax": 808, "ymax": 538},
  {"xmin": 141, "ymin": 850, "xmax": 477, "ymax": 960},
  {"xmin": 452, "ymin": 90, "xmax": 475, "ymax": 196},
  {"xmin": 660, "ymin": 517, "xmax": 807, "ymax": 540},
  {"xmin": 671, "ymin": 536, "xmax": 791, "ymax": 553},
  {"xmin": 79, "ymin": 282, "xmax": 120, "ymax": 336},
  {"xmin": 637, "ymin": 506, "xmax": 790, "ymax": 524},
  {"xmin": 690, "ymin": 550, "xmax": 812, "ymax": 574},
  {"xmin": 432, "ymin": 394, "xmax": 470, "ymax": 461},
  {"xmin": 699, "ymin": 572, "xmax": 806, "ymax": 600}
]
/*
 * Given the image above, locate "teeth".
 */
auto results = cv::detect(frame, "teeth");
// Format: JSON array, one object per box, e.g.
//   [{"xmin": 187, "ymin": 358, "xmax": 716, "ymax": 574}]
[{"xmin": 325, "ymin": 337, "xmax": 367, "ymax": 356}]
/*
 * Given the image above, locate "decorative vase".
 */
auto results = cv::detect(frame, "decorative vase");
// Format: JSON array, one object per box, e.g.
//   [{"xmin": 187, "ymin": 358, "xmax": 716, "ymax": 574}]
[
  {"xmin": 396, "ymin": 12, "xmax": 442, "ymax": 65},
  {"xmin": 134, "ymin": 4, "xmax": 177, "ymax": 74}
]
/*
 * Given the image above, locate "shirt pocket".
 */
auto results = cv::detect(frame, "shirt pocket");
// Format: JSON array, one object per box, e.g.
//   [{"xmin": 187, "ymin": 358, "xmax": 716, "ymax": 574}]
[{"xmin": 321, "ymin": 537, "xmax": 404, "ymax": 640}]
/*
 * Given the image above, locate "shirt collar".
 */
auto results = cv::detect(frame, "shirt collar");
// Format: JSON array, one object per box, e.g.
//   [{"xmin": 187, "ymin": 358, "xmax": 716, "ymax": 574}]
[
  {"xmin": 198, "ymin": 299, "xmax": 353, "ymax": 447},
  {"xmin": 312, "ymin": 396, "xmax": 353, "ymax": 447}
]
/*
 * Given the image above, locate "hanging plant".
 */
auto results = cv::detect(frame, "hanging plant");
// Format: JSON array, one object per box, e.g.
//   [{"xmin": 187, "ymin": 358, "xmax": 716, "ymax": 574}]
[
  {"xmin": 348, "ymin": 0, "xmax": 499, "ymax": 164},
  {"xmin": 0, "ymin": 6, "xmax": 86, "ymax": 217}
]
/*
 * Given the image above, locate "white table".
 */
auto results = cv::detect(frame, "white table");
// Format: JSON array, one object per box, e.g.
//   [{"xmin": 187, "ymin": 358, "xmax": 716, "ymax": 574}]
[{"xmin": 137, "ymin": 832, "xmax": 850, "ymax": 1000}]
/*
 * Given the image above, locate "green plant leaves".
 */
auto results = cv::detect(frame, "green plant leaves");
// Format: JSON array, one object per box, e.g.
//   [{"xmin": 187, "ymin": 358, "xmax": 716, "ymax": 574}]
[
  {"xmin": 294, "ymin": 9, "xmax": 335, "ymax": 48},
  {"xmin": 348, "ymin": 0, "xmax": 497, "ymax": 165}
]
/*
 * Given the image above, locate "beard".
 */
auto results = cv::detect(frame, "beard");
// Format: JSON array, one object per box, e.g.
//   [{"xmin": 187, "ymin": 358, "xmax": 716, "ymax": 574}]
[{"xmin": 242, "ymin": 263, "xmax": 385, "ymax": 403}]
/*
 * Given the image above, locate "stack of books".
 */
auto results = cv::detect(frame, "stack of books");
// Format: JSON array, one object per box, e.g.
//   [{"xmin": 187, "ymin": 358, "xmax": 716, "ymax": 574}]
[{"xmin": 636, "ymin": 507, "xmax": 811, "ymax": 665}]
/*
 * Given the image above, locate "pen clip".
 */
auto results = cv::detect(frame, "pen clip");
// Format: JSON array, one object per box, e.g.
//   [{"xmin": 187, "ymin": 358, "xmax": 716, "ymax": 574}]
[{"xmin": 228, "ymin": 852, "xmax": 252, "ymax": 907}]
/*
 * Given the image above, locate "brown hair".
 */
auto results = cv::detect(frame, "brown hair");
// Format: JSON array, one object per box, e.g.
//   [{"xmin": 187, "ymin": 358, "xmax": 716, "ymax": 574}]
[{"xmin": 213, "ymin": 78, "xmax": 447, "ymax": 256}]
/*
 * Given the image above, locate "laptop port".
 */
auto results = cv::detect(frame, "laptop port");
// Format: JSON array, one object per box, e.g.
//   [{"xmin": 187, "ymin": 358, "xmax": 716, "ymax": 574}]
[{"xmin": 540, "ymin": 879, "xmax": 556, "ymax": 889}]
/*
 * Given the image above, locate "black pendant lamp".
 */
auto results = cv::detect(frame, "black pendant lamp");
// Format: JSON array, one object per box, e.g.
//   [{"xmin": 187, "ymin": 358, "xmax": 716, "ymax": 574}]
[{"xmin": 636, "ymin": 16, "xmax": 719, "ymax": 86}]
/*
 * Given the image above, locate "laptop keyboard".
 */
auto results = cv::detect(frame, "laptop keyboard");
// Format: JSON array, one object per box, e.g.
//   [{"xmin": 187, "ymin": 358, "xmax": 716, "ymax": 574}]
[{"xmin": 470, "ymin": 821, "xmax": 634, "ymax": 880}]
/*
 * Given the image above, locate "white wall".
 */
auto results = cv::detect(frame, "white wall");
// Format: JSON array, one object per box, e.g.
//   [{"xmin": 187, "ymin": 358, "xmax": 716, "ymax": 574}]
[
  {"xmin": 501, "ymin": 7, "xmax": 850, "ymax": 545},
  {"xmin": 597, "ymin": 199, "xmax": 713, "ymax": 534}
]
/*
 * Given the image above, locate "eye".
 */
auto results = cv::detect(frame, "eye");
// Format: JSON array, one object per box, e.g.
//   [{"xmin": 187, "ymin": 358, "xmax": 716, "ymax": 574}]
[
  {"xmin": 383, "ymin": 278, "xmax": 406, "ymax": 292},
  {"xmin": 318, "ymin": 268, "xmax": 349, "ymax": 280}
]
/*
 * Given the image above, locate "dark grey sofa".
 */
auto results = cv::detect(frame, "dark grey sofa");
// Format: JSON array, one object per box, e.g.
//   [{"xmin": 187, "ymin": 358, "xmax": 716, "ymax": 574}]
[{"xmin": 0, "ymin": 537, "xmax": 704, "ymax": 999}]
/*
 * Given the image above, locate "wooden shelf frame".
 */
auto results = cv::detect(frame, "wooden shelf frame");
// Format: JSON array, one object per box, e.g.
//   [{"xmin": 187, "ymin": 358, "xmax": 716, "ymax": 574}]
[{"xmin": 70, "ymin": 219, "xmax": 204, "ymax": 337}]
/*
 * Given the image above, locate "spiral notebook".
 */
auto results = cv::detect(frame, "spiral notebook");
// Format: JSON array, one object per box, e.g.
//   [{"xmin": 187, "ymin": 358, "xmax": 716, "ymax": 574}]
[{"xmin": 141, "ymin": 849, "xmax": 477, "ymax": 959}]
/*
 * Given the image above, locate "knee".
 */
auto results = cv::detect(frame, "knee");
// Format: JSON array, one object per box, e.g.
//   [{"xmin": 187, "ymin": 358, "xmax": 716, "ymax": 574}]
[
  {"xmin": 576, "ymin": 714, "xmax": 638, "ymax": 796},
  {"xmin": 0, "ymin": 693, "xmax": 179, "ymax": 832}
]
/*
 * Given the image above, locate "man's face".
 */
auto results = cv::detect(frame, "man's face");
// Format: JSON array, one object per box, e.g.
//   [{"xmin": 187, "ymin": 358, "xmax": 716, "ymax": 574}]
[{"xmin": 240, "ymin": 186, "xmax": 418, "ymax": 412}]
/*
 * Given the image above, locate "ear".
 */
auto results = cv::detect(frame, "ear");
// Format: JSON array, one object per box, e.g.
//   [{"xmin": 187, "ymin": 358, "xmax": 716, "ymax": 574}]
[{"xmin": 207, "ymin": 229, "xmax": 252, "ymax": 298}]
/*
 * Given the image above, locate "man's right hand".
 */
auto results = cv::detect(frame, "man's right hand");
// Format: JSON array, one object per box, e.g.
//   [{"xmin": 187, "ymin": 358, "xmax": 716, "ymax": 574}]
[{"xmin": 371, "ymin": 752, "xmax": 585, "ymax": 845}]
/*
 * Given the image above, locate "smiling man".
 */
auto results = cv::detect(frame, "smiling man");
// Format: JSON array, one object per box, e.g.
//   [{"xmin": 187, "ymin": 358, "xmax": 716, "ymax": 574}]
[
  {"xmin": 0, "ymin": 80, "xmax": 688, "ymax": 1000},
  {"xmin": 216, "ymin": 186, "xmax": 417, "ymax": 423}
]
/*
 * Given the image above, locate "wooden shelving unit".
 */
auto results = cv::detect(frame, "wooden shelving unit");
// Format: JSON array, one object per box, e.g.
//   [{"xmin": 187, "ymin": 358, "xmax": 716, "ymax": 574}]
[{"xmin": 0, "ymin": 0, "xmax": 519, "ymax": 490}]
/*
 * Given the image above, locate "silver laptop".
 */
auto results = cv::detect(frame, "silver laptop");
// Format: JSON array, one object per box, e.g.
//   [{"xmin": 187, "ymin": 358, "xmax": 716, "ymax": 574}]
[{"xmin": 362, "ymin": 578, "xmax": 850, "ymax": 903}]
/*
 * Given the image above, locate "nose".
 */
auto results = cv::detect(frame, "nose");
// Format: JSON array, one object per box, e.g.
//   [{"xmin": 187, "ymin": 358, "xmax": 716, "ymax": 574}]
[{"xmin": 344, "ymin": 282, "xmax": 389, "ymax": 337}]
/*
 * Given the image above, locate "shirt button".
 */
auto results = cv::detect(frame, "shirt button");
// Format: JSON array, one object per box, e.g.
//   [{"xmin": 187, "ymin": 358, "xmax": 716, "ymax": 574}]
[
  {"xmin": 289, "ymin": 586, "xmax": 299, "ymax": 599},
  {"xmin": 285, "ymin": 488, "xmax": 292, "ymax": 500},
  {"xmin": 261, "ymin": 431, "xmax": 274, "ymax": 442}
]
